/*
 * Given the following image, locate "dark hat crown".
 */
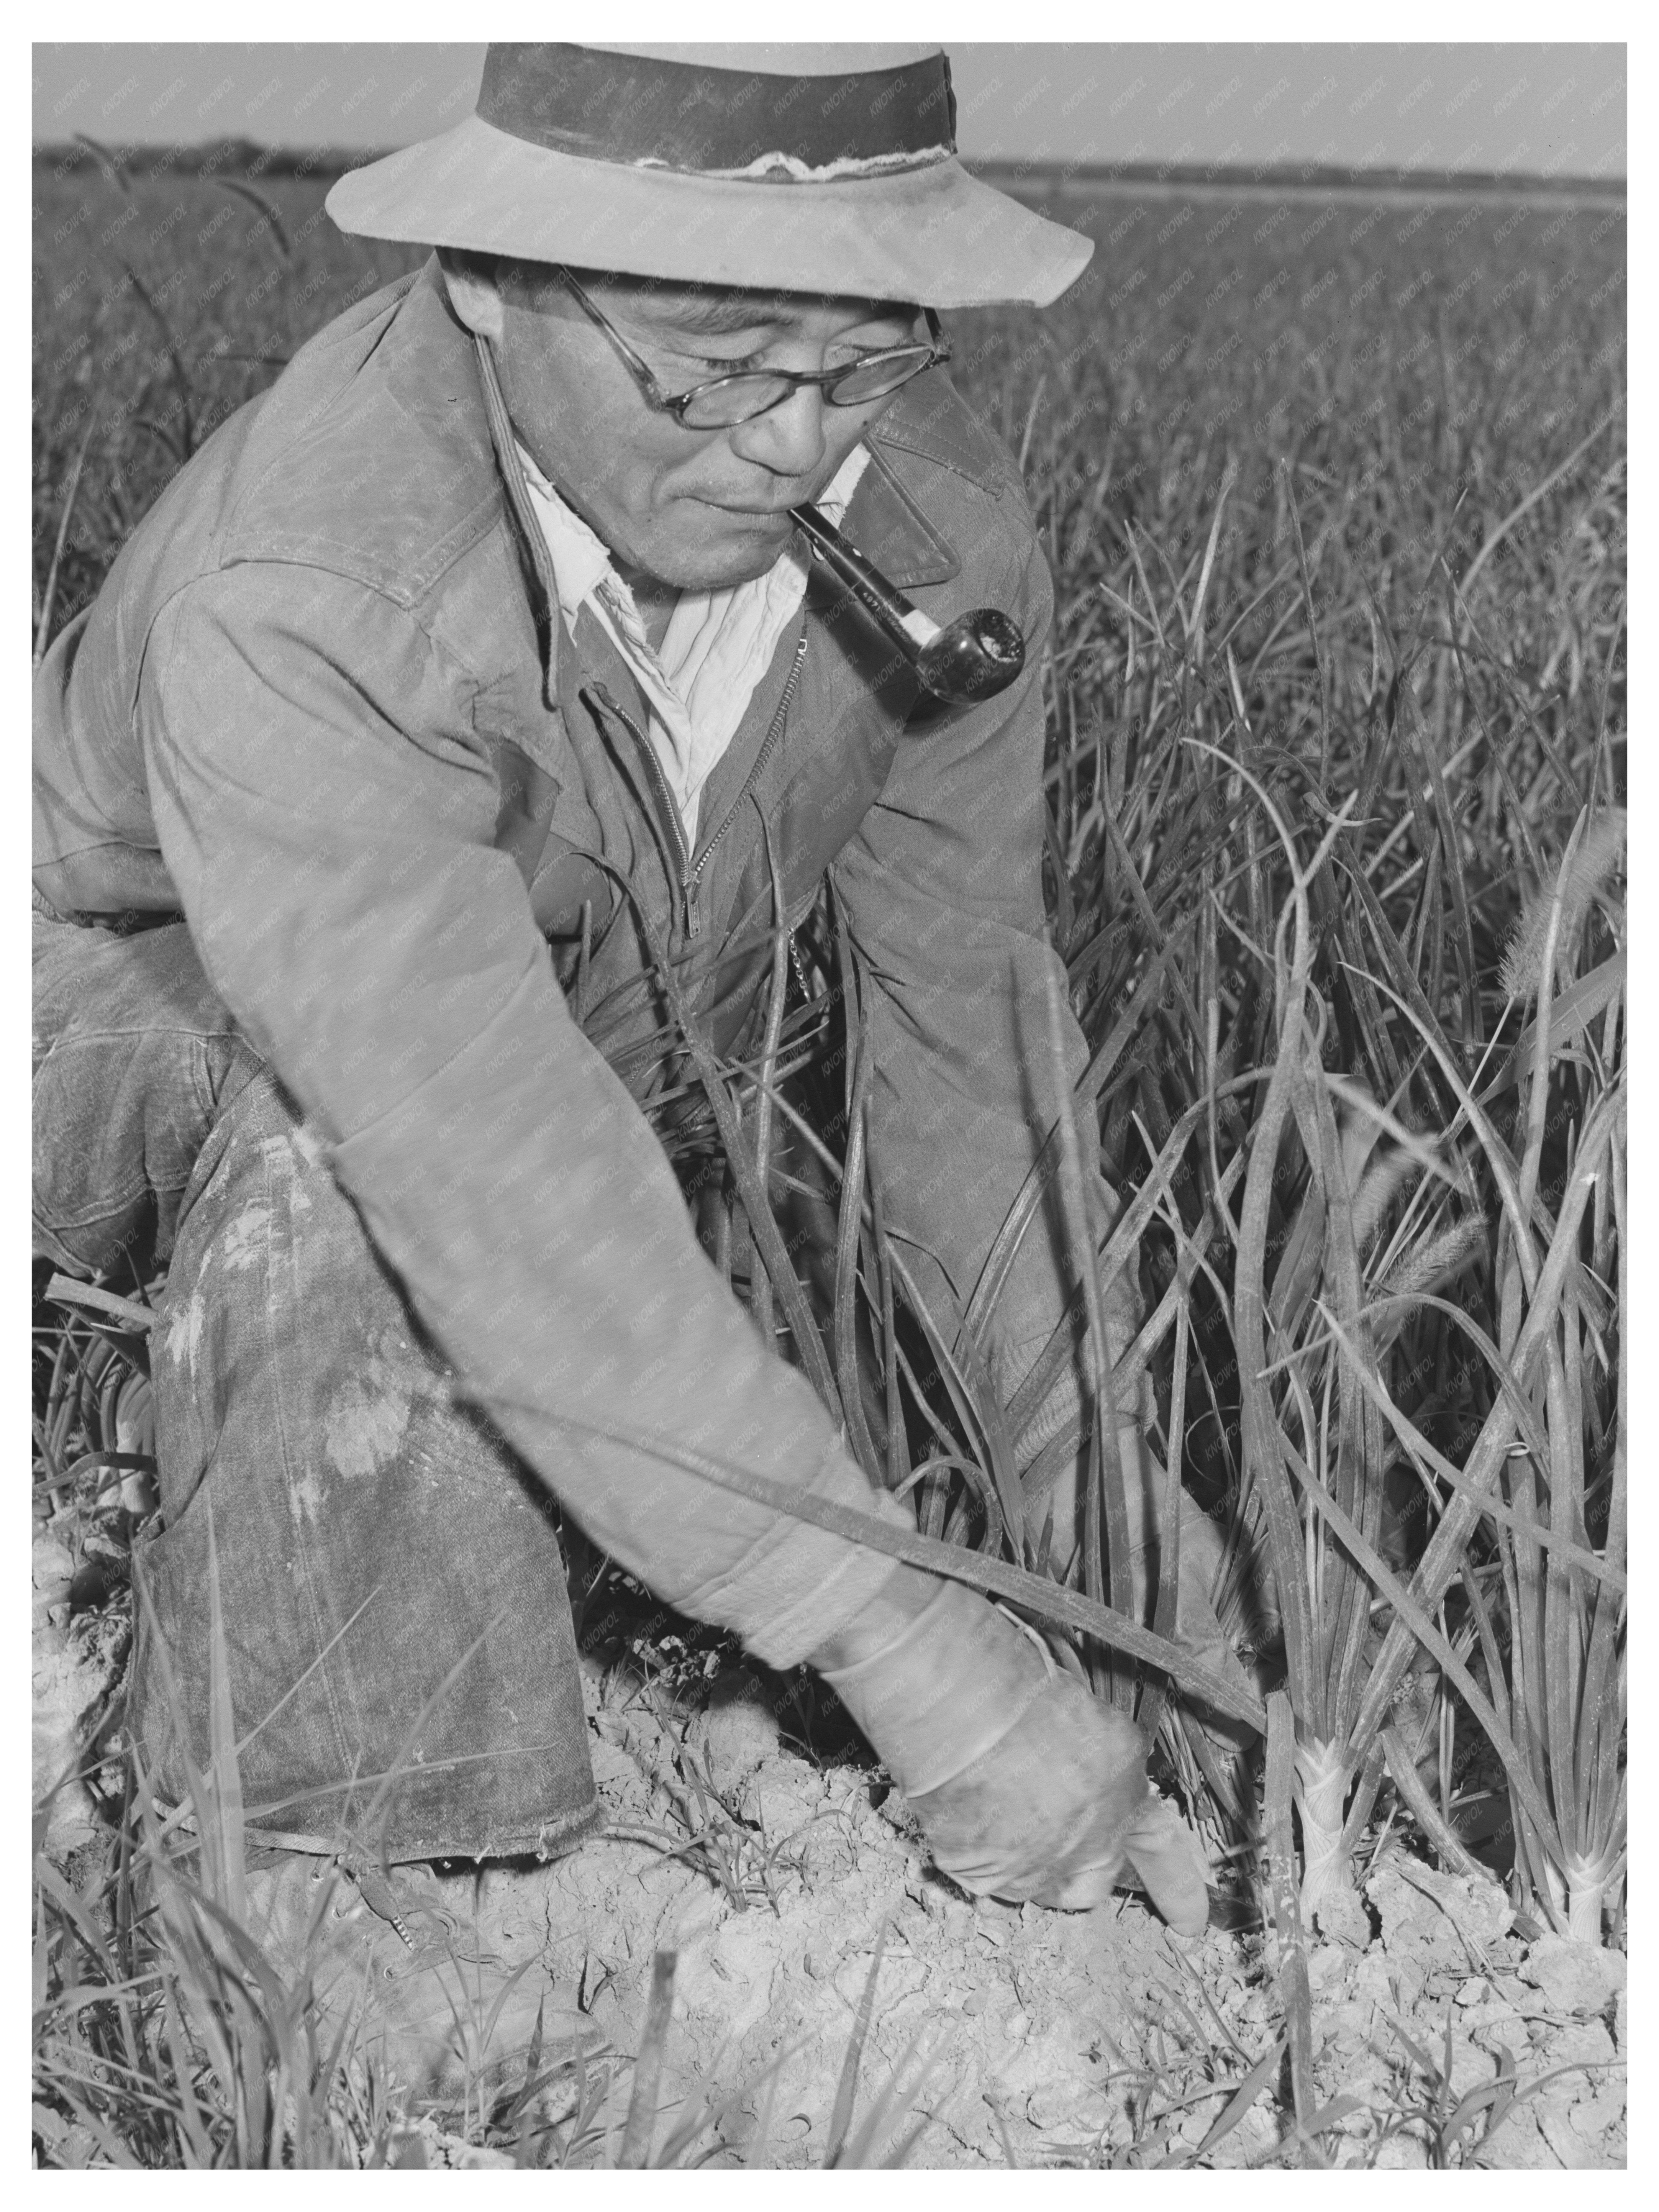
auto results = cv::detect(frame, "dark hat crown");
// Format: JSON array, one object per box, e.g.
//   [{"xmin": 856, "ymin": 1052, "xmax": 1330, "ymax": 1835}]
[{"xmin": 477, "ymin": 42, "xmax": 956, "ymax": 181}]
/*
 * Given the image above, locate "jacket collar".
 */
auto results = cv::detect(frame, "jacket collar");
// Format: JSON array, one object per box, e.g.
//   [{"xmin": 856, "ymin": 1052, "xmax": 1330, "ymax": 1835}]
[
  {"xmin": 472, "ymin": 330, "xmax": 566, "ymax": 707},
  {"xmin": 841, "ymin": 440, "xmax": 960, "ymax": 591}
]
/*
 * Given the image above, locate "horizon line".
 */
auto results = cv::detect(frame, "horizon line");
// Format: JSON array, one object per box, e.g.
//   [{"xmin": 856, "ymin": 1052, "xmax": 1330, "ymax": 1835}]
[{"xmin": 33, "ymin": 137, "xmax": 1626, "ymax": 202}]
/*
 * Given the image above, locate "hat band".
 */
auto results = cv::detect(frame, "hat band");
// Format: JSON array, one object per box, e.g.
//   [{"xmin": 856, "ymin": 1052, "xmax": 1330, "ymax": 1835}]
[{"xmin": 477, "ymin": 43, "xmax": 956, "ymax": 179}]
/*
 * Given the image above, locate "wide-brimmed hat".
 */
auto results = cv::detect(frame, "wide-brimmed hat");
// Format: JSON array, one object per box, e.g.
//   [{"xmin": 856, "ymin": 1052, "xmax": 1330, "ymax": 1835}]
[{"xmin": 325, "ymin": 43, "xmax": 1093, "ymax": 310}]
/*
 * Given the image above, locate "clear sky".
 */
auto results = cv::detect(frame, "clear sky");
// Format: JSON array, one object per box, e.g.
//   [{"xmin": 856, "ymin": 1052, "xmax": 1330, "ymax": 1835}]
[{"xmin": 31, "ymin": 43, "xmax": 1626, "ymax": 180}]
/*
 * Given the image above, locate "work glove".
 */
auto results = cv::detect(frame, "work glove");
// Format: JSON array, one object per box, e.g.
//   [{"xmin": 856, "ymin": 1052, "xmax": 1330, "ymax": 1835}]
[{"xmin": 814, "ymin": 1573, "xmax": 1209, "ymax": 1932}]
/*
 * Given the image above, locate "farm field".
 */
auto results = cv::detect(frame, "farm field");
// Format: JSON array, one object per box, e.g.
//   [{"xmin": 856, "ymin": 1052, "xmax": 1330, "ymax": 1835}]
[{"xmin": 33, "ymin": 148, "xmax": 1626, "ymax": 2169}]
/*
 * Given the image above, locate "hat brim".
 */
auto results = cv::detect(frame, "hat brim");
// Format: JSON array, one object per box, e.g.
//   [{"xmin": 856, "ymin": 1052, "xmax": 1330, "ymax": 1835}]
[{"xmin": 325, "ymin": 115, "xmax": 1092, "ymax": 311}]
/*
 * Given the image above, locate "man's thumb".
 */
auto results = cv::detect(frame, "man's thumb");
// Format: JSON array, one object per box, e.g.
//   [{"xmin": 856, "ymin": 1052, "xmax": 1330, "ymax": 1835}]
[{"xmin": 1120, "ymin": 1793, "xmax": 1210, "ymax": 1935}]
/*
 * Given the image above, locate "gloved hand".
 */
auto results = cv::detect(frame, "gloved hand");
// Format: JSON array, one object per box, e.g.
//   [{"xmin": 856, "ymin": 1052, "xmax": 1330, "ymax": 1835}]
[
  {"xmin": 812, "ymin": 1572, "xmax": 1208, "ymax": 1931},
  {"xmin": 911, "ymin": 1674, "xmax": 1211, "ymax": 1924}
]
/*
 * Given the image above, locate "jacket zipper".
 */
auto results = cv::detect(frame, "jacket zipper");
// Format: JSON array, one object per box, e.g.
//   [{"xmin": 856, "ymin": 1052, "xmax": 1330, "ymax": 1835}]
[
  {"xmin": 593, "ymin": 630, "xmax": 808, "ymax": 943},
  {"xmin": 683, "ymin": 633, "xmax": 809, "ymax": 936}
]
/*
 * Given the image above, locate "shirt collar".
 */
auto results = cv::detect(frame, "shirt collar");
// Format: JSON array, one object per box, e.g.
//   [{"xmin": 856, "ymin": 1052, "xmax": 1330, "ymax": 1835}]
[{"xmin": 511, "ymin": 446, "xmax": 627, "ymax": 633}]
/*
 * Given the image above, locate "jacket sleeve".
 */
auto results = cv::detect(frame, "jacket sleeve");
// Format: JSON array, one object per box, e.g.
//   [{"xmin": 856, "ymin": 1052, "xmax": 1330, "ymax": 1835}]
[
  {"xmin": 138, "ymin": 560, "xmax": 914, "ymax": 1666},
  {"xmin": 830, "ymin": 504, "xmax": 1144, "ymax": 1451}
]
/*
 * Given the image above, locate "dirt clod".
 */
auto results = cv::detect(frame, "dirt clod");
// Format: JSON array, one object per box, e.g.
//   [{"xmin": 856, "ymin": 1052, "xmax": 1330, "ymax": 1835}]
[{"xmin": 1519, "ymin": 1934, "xmax": 1626, "ymax": 2019}]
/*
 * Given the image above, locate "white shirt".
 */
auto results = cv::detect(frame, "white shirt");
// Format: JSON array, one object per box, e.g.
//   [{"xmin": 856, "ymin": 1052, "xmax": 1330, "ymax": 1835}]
[{"xmin": 515, "ymin": 441, "xmax": 871, "ymax": 848}]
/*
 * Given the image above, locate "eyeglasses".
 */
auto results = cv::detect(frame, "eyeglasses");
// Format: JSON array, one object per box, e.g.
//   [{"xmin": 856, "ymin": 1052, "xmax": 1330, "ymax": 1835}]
[{"xmin": 557, "ymin": 268, "xmax": 949, "ymax": 431}]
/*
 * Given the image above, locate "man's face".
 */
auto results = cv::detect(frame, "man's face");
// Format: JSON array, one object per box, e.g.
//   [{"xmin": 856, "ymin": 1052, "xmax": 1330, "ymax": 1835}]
[{"xmin": 483, "ymin": 265, "xmax": 922, "ymax": 592}]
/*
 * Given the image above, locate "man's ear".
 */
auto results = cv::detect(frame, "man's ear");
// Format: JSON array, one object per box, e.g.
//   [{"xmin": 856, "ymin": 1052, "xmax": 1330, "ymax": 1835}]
[{"xmin": 438, "ymin": 249, "xmax": 506, "ymax": 342}]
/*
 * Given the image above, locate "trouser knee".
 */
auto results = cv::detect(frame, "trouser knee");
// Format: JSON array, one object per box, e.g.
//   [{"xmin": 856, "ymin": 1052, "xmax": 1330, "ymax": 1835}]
[{"xmin": 31, "ymin": 915, "xmax": 262, "ymax": 1279}]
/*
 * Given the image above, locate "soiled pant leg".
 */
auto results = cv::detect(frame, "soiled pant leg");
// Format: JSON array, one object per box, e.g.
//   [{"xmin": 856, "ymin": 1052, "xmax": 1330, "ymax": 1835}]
[{"xmin": 33, "ymin": 913, "xmax": 598, "ymax": 1863}]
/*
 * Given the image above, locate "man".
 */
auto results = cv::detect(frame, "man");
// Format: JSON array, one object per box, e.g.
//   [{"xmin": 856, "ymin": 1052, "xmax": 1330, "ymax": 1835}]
[{"xmin": 34, "ymin": 44, "xmax": 1225, "ymax": 2014}]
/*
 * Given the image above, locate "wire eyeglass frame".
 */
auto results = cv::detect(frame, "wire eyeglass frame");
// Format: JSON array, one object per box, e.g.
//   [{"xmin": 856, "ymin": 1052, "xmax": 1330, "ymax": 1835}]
[{"xmin": 557, "ymin": 268, "xmax": 949, "ymax": 430}]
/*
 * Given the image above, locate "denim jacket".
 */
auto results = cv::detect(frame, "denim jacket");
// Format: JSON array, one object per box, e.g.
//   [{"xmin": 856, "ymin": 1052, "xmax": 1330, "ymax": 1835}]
[{"xmin": 32, "ymin": 259, "xmax": 1129, "ymax": 1663}]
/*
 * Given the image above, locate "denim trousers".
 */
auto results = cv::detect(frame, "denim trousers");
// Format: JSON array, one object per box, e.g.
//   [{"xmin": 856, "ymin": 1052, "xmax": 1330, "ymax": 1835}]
[{"xmin": 33, "ymin": 909, "xmax": 597, "ymax": 1863}]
